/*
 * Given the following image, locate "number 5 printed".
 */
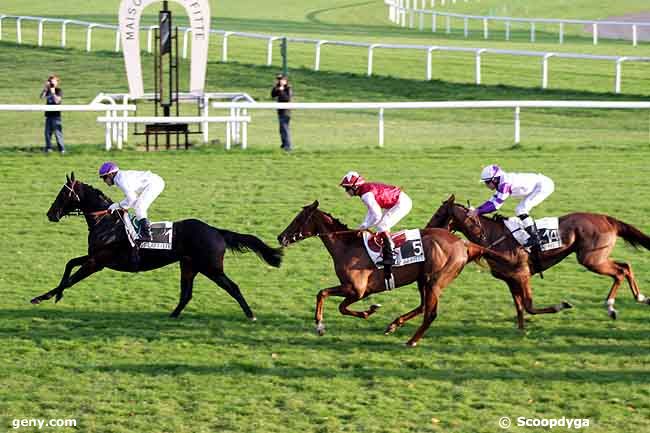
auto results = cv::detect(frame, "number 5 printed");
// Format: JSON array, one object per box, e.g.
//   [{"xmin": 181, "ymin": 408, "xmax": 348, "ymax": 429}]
[{"xmin": 413, "ymin": 239, "xmax": 423, "ymax": 256}]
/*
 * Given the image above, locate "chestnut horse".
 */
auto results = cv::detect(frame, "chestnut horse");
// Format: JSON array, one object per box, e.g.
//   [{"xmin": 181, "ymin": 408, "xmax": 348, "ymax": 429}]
[
  {"xmin": 427, "ymin": 195, "xmax": 650, "ymax": 327},
  {"xmin": 277, "ymin": 201, "xmax": 509, "ymax": 346}
]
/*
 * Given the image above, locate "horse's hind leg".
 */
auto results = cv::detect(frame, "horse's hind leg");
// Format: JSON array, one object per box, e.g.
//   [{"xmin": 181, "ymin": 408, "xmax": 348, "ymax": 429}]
[
  {"xmin": 170, "ymin": 258, "xmax": 197, "ymax": 318},
  {"xmin": 617, "ymin": 261, "xmax": 650, "ymax": 305},
  {"xmin": 202, "ymin": 269, "xmax": 255, "ymax": 320},
  {"xmin": 337, "ymin": 295, "xmax": 381, "ymax": 320},
  {"xmin": 579, "ymin": 256, "xmax": 627, "ymax": 319}
]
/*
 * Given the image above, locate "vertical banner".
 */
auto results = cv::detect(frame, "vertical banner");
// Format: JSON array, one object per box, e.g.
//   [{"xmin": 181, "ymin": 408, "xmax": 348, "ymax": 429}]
[{"xmin": 118, "ymin": 0, "xmax": 211, "ymax": 97}]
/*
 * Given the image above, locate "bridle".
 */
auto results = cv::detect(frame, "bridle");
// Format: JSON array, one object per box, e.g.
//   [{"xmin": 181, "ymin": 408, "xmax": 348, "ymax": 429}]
[{"xmin": 60, "ymin": 181, "xmax": 112, "ymax": 221}]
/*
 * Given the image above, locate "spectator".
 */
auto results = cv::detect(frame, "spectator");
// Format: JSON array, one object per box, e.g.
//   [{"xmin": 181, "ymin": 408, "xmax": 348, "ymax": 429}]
[
  {"xmin": 271, "ymin": 74, "xmax": 292, "ymax": 151},
  {"xmin": 40, "ymin": 74, "xmax": 65, "ymax": 153}
]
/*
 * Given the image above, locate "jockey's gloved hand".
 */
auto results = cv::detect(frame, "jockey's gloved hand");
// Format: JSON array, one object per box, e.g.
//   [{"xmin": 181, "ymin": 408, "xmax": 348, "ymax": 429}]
[{"xmin": 108, "ymin": 203, "xmax": 121, "ymax": 213}]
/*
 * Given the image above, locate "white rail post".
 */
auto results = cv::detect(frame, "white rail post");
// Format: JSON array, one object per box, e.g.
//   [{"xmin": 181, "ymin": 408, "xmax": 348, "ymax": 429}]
[
  {"xmin": 592, "ymin": 23, "xmax": 598, "ymax": 45},
  {"xmin": 408, "ymin": 0, "xmax": 414, "ymax": 28},
  {"xmin": 267, "ymin": 36, "xmax": 279, "ymax": 66},
  {"xmin": 242, "ymin": 109, "xmax": 248, "ymax": 150},
  {"xmin": 530, "ymin": 22, "xmax": 536, "ymax": 42},
  {"xmin": 615, "ymin": 57, "xmax": 627, "ymax": 94},
  {"xmin": 378, "ymin": 108, "xmax": 385, "ymax": 148},
  {"xmin": 112, "ymin": 108, "xmax": 119, "ymax": 144},
  {"xmin": 367, "ymin": 44, "xmax": 379, "ymax": 76},
  {"xmin": 464, "ymin": 17, "xmax": 468, "ymax": 38},
  {"xmin": 400, "ymin": 0, "xmax": 406, "ymax": 27},
  {"xmin": 202, "ymin": 95, "xmax": 209, "ymax": 144},
  {"xmin": 222, "ymin": 31, "xmax": 233, "ymax": 62},
  {"xmin": 514, "ymin": 106, "xmax": 521, "ymax": 145},
  {"xmin": 632, "ymin": 25, "xmax": 637, "ymax": 47},
  {"xmin": 446, "ymin": 15, "xmax": 451, "ymax": 34},
  {"xmin": 559, "ymin": 22, "xmax": 564, "ymax": 44},
  {"xmin": 426, "ymin": 46, "xmax": 438, "ymax": 80},
  {"xmin": 432, "ymin": 13, "xmax": 437, "ymax": 32},
  {"xmin": 16, "ymin": 17, "xmax": 22, "ymax": 44},
  {"xmin": 38, "ymin": 18, "xmax": 46, "ymax": 47},
  {"xmin": 121, "ymin": 95, "xmax": 129, "ymax": 144},
  {"xmin": 314, "ymin": 40, "xmax": 327, "ymax": 71},
  {"xmin": 114, "ymin": 29, "xmax": 120, "ymax": 52},
  {"xmin": 61, "ymin": 20, "xmax": 70, "ymax": 47},
  {"xmin": 86, "ymin": 24, "xmax": 96, "ymax": 52},
  {"xmin": 389, "ymin": 3, "xmax": 395, "ymax": 22},
  {"xmin": 483, "ymin": 18, "xmax": 488, "ymax": 39},
  {"xmin": 105, "ymin": 109, "xmax": 112, "ymax": 151},
  {"xmin": 182, "ymin": 28, "xmax": 192, "ymax": 59},
  {"xmin": 419, "ymin": 11, "xmax": 424, "ymax": 31},
  {"xmin": 147, "ymin": 26, "xmax": 157, "ymax": 53},
  {"xmin": 505, "ymin": 20, "xmax": 510, "ymax": 41},
  {"xmin": 542, "ymin": 53, "xmax": 554, "ymax": 89},
  {"xmin": 475, "ymin": 49, "xmax": 486, "ymax": 85}
]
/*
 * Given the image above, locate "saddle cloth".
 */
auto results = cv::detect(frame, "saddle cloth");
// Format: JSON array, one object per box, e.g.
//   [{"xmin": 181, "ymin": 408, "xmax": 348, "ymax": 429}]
[
  {"xmin": 503, "ymin": 217, "xmax": 562, "ymax": 252},
  {"xmin": 122, "ymin": 214, "xmax": 173, "ymax": 250},
  {"xmin": 362, "ymin": 229, "xmax": 425, "ymax": 269}
]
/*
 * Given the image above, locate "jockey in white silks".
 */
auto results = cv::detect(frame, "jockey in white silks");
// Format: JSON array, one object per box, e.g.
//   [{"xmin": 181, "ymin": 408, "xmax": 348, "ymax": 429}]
[
  {"xmin": 468, "ymin": 164, "xmax": 555, "ymax": 248},
  {"xmin": 339, "ymin": 171, "xmax": 413, "ymax": 289},
  {"xmin": 98, "ymin": 162, "xmax": 165, "ymax": 241}
]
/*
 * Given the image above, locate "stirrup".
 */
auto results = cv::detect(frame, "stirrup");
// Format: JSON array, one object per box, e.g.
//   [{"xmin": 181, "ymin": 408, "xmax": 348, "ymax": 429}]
[{"xmin": 384, "ymin": 274, "xmax": 395, "ymax": 291}]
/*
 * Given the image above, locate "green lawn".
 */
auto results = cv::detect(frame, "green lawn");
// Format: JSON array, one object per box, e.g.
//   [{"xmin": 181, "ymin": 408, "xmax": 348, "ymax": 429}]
[{"xmin": 1, "ymin": 1, "xmax": 650, "ymax": 432}]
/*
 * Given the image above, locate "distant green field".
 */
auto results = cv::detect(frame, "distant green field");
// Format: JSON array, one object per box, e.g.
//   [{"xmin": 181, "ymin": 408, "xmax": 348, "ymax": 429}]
[{"xmin": 1, "ymin": 1, "xmax": 650, "ymax": 432}]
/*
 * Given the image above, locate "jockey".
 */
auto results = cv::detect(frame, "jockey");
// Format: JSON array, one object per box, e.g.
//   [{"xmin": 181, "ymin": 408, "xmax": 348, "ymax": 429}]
[
  {"xmin": 468, "ymin": 164, "xmax": 555, "ymax": 248},
  {"xmin": 98, "ymin": 162, "xmax": 165, "ymax": 242},
  {"xmin": 340, "ymin": 171, "xmax": 413, "ymax": 289}
]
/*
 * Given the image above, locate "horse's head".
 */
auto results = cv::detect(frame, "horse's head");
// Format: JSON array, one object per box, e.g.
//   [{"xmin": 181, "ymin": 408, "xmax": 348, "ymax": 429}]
[
  {"xmin": 277, "ymin": 200, "xmax": 321, "ymax": 247},
  {"xmin": 426, "ymin": 195, "xmax": 455, "ymax": 229},
  {"xmin": 47, "ymin": 172, "xmax": 82, "ymax": 222},
  {"xmin": 427, "ymin": 195, "xmax": 486, "ymax": 242}
]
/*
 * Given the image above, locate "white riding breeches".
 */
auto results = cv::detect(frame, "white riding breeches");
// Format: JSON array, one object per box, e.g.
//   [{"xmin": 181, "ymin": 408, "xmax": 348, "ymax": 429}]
[
  {"xmin": 134, "ymin": 176, "xmax": 165, "ymax": 220},
  {"xmin": 376, "ymin": 192, "xmax": 413, "ymax": 233},
  {"xmin": 515, "ymin": 175, "xmax": 554, "ymax": 216}
]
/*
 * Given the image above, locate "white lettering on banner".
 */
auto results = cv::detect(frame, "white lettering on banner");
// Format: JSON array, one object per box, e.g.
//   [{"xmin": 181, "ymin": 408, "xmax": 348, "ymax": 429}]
[{"xmin": 118, "ymin": 0, "xmax": 211, "ymax": 96}]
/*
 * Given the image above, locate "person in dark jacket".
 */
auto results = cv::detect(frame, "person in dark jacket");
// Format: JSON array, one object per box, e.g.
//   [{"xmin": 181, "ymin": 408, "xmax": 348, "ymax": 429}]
[
  {"xmin": 40, "ymin": 74, "xmax": 65, "ymax": 153},
  {"xmin": 271, "ymin": 74, "xmax": 293, "ymax": 151}
]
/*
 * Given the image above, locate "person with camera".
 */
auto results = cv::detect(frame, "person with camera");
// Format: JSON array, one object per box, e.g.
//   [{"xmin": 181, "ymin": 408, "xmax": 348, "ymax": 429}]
[
  {"xmin": 40, "ymin": 74, "xmax": 65, "ymax": 153},
  {"xmin": 271, "ymin": 74, "xmax": 293, "ymax": 151}
]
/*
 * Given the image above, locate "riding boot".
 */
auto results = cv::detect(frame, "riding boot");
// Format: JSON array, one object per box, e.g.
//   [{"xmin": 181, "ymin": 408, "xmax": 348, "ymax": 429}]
[
  {"xmin": 519, "ymin": 214, "xmax": 544, "ymax": 278},
  {"xmin": 138, "ymin": 218, "xmax": 152, "ymax": 242},
  {"xmin": 380, "ymin": 232, "xmax": 395, "ymax": 290}
]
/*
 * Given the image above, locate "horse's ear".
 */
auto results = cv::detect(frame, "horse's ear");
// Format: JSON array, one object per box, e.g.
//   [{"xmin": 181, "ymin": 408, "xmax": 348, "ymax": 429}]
[
  {"xmin": 311, "ymin": 200, "xmax": 319, "ymax": 208},
  {"xmin": 446, "ymin": 194, "xmax": 455, "ymax": 203},
  {"xmin": 66, "ymin": 173, "xmax": 71, "ymax": 184},
  {"xmin": 71, "ymin": 172, "xmax": 75, "ymax": 182}
]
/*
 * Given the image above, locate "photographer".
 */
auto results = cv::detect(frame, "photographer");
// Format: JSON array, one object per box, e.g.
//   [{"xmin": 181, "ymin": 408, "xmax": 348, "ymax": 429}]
[
  {"xmin": 271, "ymin": 74, "xmax": 292, "ymax": 151},
  {"xmin": 40, "ymin": 74, "xmax": 65, "ymax": 153}
]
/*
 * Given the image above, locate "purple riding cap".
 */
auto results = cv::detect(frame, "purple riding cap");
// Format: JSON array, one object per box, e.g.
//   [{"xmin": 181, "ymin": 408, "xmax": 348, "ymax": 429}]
[{"xmin": 98, "ymin": 161, "xmax": 119, "ymax": 177}]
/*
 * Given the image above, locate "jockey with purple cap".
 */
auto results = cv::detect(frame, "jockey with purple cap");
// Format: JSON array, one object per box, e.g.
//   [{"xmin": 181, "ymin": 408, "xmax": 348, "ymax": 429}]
[
  {"xmin": 98, "ymin": 162, "xmax": 165, "ymax": 241},
  {"xmin": 468, "ymin": 164, "xmax": 554, "ymax": 249}
]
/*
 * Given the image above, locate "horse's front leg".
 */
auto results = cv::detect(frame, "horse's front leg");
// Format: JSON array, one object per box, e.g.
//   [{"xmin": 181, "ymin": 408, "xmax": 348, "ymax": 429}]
[
  {"xmin": 31, "ymin": 255, "xmax": 88, "ymax": 304},
  {"xmin": 31, "ymin": 257, "xmax": 103, "ymax": 304},
  {"xmin": 315, "ymin": 285, "xmax": 347, "ymax": 336}
]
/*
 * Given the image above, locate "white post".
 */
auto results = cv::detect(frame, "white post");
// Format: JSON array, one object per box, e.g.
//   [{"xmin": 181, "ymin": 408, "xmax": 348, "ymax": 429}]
[
  {"xmin": 182, "ymin": 28, "xmax": 192, "ymax": 59},
  {"xmin": 446, "ymin": 15, "xmax": 451, "ymax": 34},
  {"xmin": 530, "ymin": 22, "xmax": 535, "ymax": 42},
  {"xmin": 378, "ymin": 108, "xmax": 385, "ymax": 148},
  {"xmin": 419, "ymin": 11, "xmax": 424, "ymax": 31},
  {"xmin": 267, "ymin": 37, "xmax": 278, "ymax": 66},
  {"xmin": 475, "ymin": 49, "xmax": 486, "ymax": 84},
  {"xmin": 16, "ymin": 17, "xmax": 22, "ymax": 44},
  {"xmin": 367, "ymin": 44, "xmax": 379, "ymax": 76},
  {"xmin": 116, "ymin": 110, "xmax": 124, "ymax": 150},
  {"xmin": 242, "ymin": 109, "xmax": 248, "ymax": 150},
  {"xmin": 408, "ymin": 0, "xmax": 414, "ymax": 28},
  {"xmin": 105, "ymin": 109, "xmax": 112, "ymax": 151},
  {"xmin": 114, "ymin": 30, "xmax": 120, "ymax": 52},
  {"xmin": 225, "ymin": 117, "xmax": 232, "ymax": 150},
  {"xmin": 464, "ymin": 17, "xmax": 468, "ymax": 38},
  {"xmin": 86, "ymin": 24, "xmax": 96, "ymax": 52},
  {"xmin": 147, "ymin": 26, "xmax": 157, "ymax": 53},
  {"xmin": 593, "ymin": 23, "xmax": 598, "ymax": 45},
  {"xmin": 222, "ymin": 32, "xmax": 232, "ymax": 62},
  {"xmin": 514, "ymin": 106, "xmax": 520, "ymax": 145},
  {"xmin": 314, "ymin": 40, "xmax": 327, "ymax": 71},
  {"xmin": 38, "ymin": 19, "xmax": 45, "ymax": 47},
  {"xmin": 632, "ymin": 25, "xmax": 637, "ymax": 47},
  {"xmin": 389, "ymin": 4, "xmax": 395, "ymax": 22},
  {"xmin": 542, "ymin": 53, "xmax": 554, "ymax": 89},
  {"xmin": 615, "ymin": 57, "xmax": 627, "ymax": 94},
  {"xmin": 121, "ymin": 95, "xmax": 129, "ymax": 144},
  {"xmin": 202, "ymin": 95, "xmax": 209, "ymax": 144},
  {"xmin": 61, "ymin": 20, "xmax": 70, "ymax": 47},
  {"xmin": 400, "ymin": 0, "xmax": 406, "ymax": 27},
  {"xmin": 432, "ymin": 13, "xmax": 437, "ymax": 32},
  {"xmin": 483, "ymin": 18, "xmax": 488, "ymax": 39},
  {"xmin": 505, "ymin": 21, "xmax": 510, "ymax": 41},
  {"xmin": 112, "ymin": 109, "xmax": 119, "ymax": 144},
  {"xmin": 559, "ymin": 22, "xmax": 564, "ymax": 44}
]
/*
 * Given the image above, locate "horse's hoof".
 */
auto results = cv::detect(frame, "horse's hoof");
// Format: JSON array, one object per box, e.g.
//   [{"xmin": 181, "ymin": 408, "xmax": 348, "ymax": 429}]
[
  {"xmin": 371, "ymin": 304, "xmax": 382, "ymax": 311},
  {"xmin": 384, "ymin": 324, "xmax": 398, "ymax": 335},
  {"xmin": 169, "ymin": 312, "xmax": 180, "ymax": 319},
  {"xmin": 405, "ymin": 341, "xmax": 418, "ymax": 347},
  {"xmin": 316, "ymin": 323, "xmax": 325, "ymax": 336},
  {"xmin": 54, "ymin": 293, "xmax": 63, "ymax": 303},
  {"xmin": 30, "ymin": 297, "xmax": 41, "ymax": 305},
  {"xmin": 249, "ymin": 316, "xmax": 257, "ymax": 322},
  {"xmin": 608, "ymin": 309, "xmax": 618, "ymax": 320},
  {"xmin": 561, "ymin": 301, "xmax": 573, "ymax": 310}
]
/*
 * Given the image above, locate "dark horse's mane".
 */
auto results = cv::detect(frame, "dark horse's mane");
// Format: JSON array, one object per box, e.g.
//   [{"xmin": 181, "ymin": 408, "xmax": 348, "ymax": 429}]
[
  {"xmin": 80, "ymin": 181, "xmax": 113, "ymax": 205},
  {"xmin": 317, "ymin": 208, "xmax": 350, "ymax": 231}
]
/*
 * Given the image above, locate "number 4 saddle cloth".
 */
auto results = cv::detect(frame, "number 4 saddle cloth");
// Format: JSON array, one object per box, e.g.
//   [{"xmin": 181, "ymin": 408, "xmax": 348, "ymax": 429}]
[
  {"xmin": 503, "ymin": 217, "xmax": 563, "ymax": 252},
  {"xmin": 362, "ymin": 229, "xmax": 426, "ymax": 269}
]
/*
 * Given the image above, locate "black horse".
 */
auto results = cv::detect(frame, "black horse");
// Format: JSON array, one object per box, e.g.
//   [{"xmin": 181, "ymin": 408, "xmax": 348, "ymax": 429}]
[{"xmin": 31, "ymin": 173, "xmax": 282, "ymax": 319}]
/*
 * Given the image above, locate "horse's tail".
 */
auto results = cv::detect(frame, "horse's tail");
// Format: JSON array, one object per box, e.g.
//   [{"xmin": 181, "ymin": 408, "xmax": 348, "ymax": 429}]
[
  {"xmin": 465, "ymin": 241, "xmax": 511, "ymax": 266},
  {"xmin": 218, "ymin": 229, "xmax": 283, "ymax": 267},
  {"xmin": 609, "ymin": 217, "xmax": 650, "ymax": 251}
]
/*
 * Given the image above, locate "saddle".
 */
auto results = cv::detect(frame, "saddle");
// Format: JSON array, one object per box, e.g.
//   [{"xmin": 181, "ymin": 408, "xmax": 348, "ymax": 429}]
[
  {"xmin": 120, "ymin": 213, "xmax": 173, "ymax": 250},
  {"xmin": 502, "ymin": 217, "xmax": 562, "ymax": 252},
  {"xmin": 362, "ymin": 229, "xmax": 425, "ymax": 269}
]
